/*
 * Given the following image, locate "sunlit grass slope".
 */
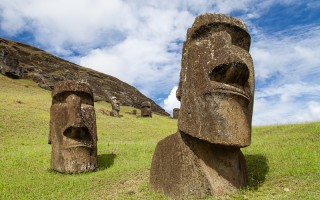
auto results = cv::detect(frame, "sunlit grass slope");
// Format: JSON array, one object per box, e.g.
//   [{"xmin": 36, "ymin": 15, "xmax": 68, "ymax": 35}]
[{"xmin": 0, "ymin": 74, "xmax": 319, "ymax": 199}]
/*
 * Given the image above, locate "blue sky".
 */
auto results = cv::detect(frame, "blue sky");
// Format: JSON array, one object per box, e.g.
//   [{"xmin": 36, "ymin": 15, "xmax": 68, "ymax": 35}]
[{"xmin": 1, "ymin": 0, "xmax": 320, "ymax": 125}]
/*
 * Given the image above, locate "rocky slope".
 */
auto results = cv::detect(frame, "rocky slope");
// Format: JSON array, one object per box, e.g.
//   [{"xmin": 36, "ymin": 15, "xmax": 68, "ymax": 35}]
[{"xmin": 0, "ymin": 38, "xmax": 169, "ymax": 116}]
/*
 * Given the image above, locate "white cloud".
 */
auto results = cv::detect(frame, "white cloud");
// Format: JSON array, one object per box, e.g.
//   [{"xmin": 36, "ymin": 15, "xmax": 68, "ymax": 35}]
[
  {"xmin": 253, "ymin": 83, "xmax": 320, "ymax": 125},
  {"xmin": 251, "ymin": 25, "xmax": 320, "ymax": 84},
  {"xmin": 163, "ymin": 86, "xmax": 180, "ymax": 115},
  {"xmin": 1, "ymin": 0, "xmax": 319, "ymax": 125},
  {"xmin": 250, "ymin": 23, "xmax": 320, "ymax": 125}
]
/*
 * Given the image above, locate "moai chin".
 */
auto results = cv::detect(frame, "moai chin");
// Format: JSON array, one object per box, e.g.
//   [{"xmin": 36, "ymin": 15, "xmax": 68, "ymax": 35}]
[
  {"xmin": 48, "ymin": 81, "xmax": 98, "ymax": 173},
  {"xmin": 141, "ymin": 101, "xmax": 152, "ymax": 117},
  {"xmin": 110, "ymin": 96, "xmax": 120, "ymax": 117},
  {"xmin": 150, "ymin": 13, "xmax": 254, "ymax": 198}
]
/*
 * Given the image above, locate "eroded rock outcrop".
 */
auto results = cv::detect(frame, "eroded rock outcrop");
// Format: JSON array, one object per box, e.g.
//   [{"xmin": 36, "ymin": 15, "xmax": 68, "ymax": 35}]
[
  {"xmin": 0, "ymin": 38, "xmax": 169, "ymax": 116},
  {"xmin": 0, "ymin": 46, "xmax": 23, "ymax": 79}
]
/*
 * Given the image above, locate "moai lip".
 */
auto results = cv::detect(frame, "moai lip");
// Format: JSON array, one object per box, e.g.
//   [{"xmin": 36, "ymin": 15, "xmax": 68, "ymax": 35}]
[{"xmin": 48, "ymin": 80, "xmax": 98, "ymax": 173}]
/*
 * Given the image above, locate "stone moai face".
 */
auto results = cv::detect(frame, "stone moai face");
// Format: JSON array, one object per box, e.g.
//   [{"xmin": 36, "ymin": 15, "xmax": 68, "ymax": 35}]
[
  {"xmin": 141, "ymin": 101, "xmax": 152, "ymax": 117},
  {"xmin": 177, "ymin": 14, "xmax": 254, "ymax": 147},
  {"xmin": 49, "ymin": 81, "xmax": 97, "ymax": 173}
]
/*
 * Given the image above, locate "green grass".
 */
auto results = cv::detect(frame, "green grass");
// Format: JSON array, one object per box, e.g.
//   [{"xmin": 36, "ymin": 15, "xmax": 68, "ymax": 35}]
[{"xmin": 0, "ymin": 74, "xmax": 319, "ymax": 199}]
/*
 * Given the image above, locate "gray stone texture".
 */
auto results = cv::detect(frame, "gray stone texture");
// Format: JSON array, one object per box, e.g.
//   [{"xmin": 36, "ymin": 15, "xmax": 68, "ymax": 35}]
[
  {"xmin": 150, "ymin": 131, "xmax": 247, "ymax": 198},
  {"xmin": 0, "ymin": 46, "xmax": 23, "ymax": 79},
  {"xmin": 49, "ymin": 81, "xmax": 98, "ymax": 173},
  {"xmin": 150, "ymin": 13, "xmax": 254, "ymax": 199}
]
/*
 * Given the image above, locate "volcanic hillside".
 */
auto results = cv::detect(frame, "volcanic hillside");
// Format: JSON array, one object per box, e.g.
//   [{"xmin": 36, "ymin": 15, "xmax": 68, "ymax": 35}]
[{"xmin": 0, "ymin": 37, "xmax": 169, "ymax": 116}]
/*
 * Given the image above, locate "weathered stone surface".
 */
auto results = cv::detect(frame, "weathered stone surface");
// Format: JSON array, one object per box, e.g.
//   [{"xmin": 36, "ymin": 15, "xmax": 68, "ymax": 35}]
[
  {"xmin": 48, "ymin": 80, "xmax": 98, "ymax": 173},
  {"xmin": 0, "ymin": 38, "xmax": 169, "ymax": 116},
  {"xmin": 141, "ymin": 101, "xmax": 152, "ymax": 117},
  {"xmin": 150, "ymin": 13, "xmax": 254, "ymax": 198},
  {"xmin": 150, "ymin": 131, "xmax": 247, "ymax": 199},
  {"xmin": 173, "ymin": 108, "xmax": 180, "ymax": 119},
  {"xmin": 0, "ymin": 46, "xmax": 23, "ymax": 79},
  {"xmin": 177, "ymin": 13, "xmax": 254, "ymax": 147},
  {"xmin": 110, "ymin": 96, "xmax": 120, "ymax": 117}
]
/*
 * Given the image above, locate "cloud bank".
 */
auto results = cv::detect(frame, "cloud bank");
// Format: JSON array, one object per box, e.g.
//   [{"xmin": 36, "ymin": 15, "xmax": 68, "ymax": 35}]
[{"xmin": 0, "ymin": 0, "xmax": 319, "ymax": 125}]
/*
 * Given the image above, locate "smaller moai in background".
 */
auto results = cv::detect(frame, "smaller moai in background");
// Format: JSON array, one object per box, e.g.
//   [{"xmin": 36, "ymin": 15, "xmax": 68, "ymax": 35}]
[
  {"xmin": 131, "ymin": 109, "xmax": 137, "ymax": 115},
  {"xmin": 110, "ymin": 96, "xmax": 120, "ymax": 117},
  {"xmin": 48, "ymin": 80, "xmax": 98, "ymax": 174},
  {"xmin": 172, "ymin": 108, "xmax": 180, "ymax": 119},
  {"xmin": 141, "ymin": 101, "xmax": 152, "ymax": 117}
]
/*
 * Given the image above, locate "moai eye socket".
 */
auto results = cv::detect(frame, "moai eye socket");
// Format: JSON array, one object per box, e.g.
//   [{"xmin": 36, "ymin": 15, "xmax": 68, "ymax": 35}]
[
  {"xmin": 79, "ymin": 92, "xmax": 94, "ymax": 106},
  {"xmin": 52, "ymin": 91, "xmax": 94, "ymax": 105},
  {"xmin": 52, "ymin": 92, "xmax": 68, "ymax": 104}
]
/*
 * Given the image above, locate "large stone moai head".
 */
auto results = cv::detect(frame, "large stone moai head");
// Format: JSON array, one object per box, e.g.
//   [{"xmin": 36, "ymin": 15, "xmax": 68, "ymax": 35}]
[
  {"xmin": 177, "ymin": 14, "xmax": 254, "ymax": 147},
  {"xmin": 49, "ymin": 81, "xmax": 97, "ymax": 173},
  {"xmin": 141, "ymin": 101, "xmax": 152, "ymax": 117}
]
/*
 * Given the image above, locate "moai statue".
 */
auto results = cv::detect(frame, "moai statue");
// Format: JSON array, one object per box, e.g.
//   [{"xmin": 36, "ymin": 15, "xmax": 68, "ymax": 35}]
[
  {"xmin": 172, "ymin": 108, "xmax": 180, "ymax": 119},
  {"xmin": 110, "ymin": 96, "xmax": 120, "ymax": 117},
  {"xmin": 150, "ymin": 13, "xmax": 254, "ymax": 199},
  {"xmin": 48, "ymin": 81, "xmax": 98, "ymax": 173},
  {"xmin": 141, "ymin": 101, "xmax": 152, "ymax": 117}
]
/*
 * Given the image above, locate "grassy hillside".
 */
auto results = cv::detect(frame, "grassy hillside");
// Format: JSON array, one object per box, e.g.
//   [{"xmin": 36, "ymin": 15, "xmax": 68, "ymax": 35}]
[{"xmin": 0, "ymin": 74, "xmax": 319, "ymax": 199}]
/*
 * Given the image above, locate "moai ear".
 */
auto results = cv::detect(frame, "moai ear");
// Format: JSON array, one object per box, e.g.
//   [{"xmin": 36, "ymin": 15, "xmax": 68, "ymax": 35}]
[{"xmin": 176, "ymin": 42, "xmax": 188, "ymax": 102}]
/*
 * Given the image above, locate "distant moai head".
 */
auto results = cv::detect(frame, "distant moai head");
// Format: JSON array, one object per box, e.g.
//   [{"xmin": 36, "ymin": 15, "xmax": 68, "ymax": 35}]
[
  {"xmin": 111, "ymin": 96, "xmax": 120, "ymax": 111},
  {"xmin": 176, "ymin": 14, "xmax": 254, "ymax": 147},
  {"xmin": 141, "ymin": 101, "xmax": 152, "ymax": 117},
  {"xmin": 173, "ymin": 108, "xmax": 180, "ymax": 119},
  {"xmin": 49, "ymin": 81, "xmax": 97, "ymax": 173}
]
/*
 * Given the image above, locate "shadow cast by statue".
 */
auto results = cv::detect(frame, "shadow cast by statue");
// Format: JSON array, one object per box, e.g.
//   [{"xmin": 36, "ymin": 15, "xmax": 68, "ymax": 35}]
[
  {"xmin": 245, "ymin": 154, "xmax": 269, "ymax": 190},
  {"xmin": 98, "ymin": 153, "xmax": 117, "ymax": 171}
]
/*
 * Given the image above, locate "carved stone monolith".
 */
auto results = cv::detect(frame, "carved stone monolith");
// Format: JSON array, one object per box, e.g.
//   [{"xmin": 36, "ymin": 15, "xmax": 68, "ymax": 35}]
[
  {"xmin": 110, "ymin": 96, "xmax": 120, "ymax": 117},
  {"xmin": 48, "ymin": 81, "xmax": 98, "ymax": 173},
  {"xmin": 150, "ymin": 13, "xmax": 254, "ymax": 199},
  {"xmin": 141, "ymin": 101, "xmax": 152, "ymax": 117}
]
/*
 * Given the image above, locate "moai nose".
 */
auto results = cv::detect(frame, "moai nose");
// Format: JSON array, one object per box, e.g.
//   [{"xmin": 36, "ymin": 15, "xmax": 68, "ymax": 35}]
[
  {"xmin": 66, "ymin": 94, "xmax": 84, "ymax": 127},
  {"xmin": 64, "ymin": 94, "xmax": 91, "ymax": 141},
  {"xmin": 210, "ymin": 31, "xmax": 232, "ymax": 48},
  {"xmin": 209, "ymin": 62, "xmax": 249, "ymax": 89}
]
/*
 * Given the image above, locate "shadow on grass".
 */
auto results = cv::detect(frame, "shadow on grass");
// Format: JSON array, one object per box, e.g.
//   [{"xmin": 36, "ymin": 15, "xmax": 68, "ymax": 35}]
[
  {"xmin": 98, "ymin": 153, "xmax": 117, "ymax": 170},
  {"xmin": 245, "ymin": 154, "xmax": 269, "ymax": 190},
  {"xmin": 47, "ymin": 154, "xmax": 117, "ymax": 174}
]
